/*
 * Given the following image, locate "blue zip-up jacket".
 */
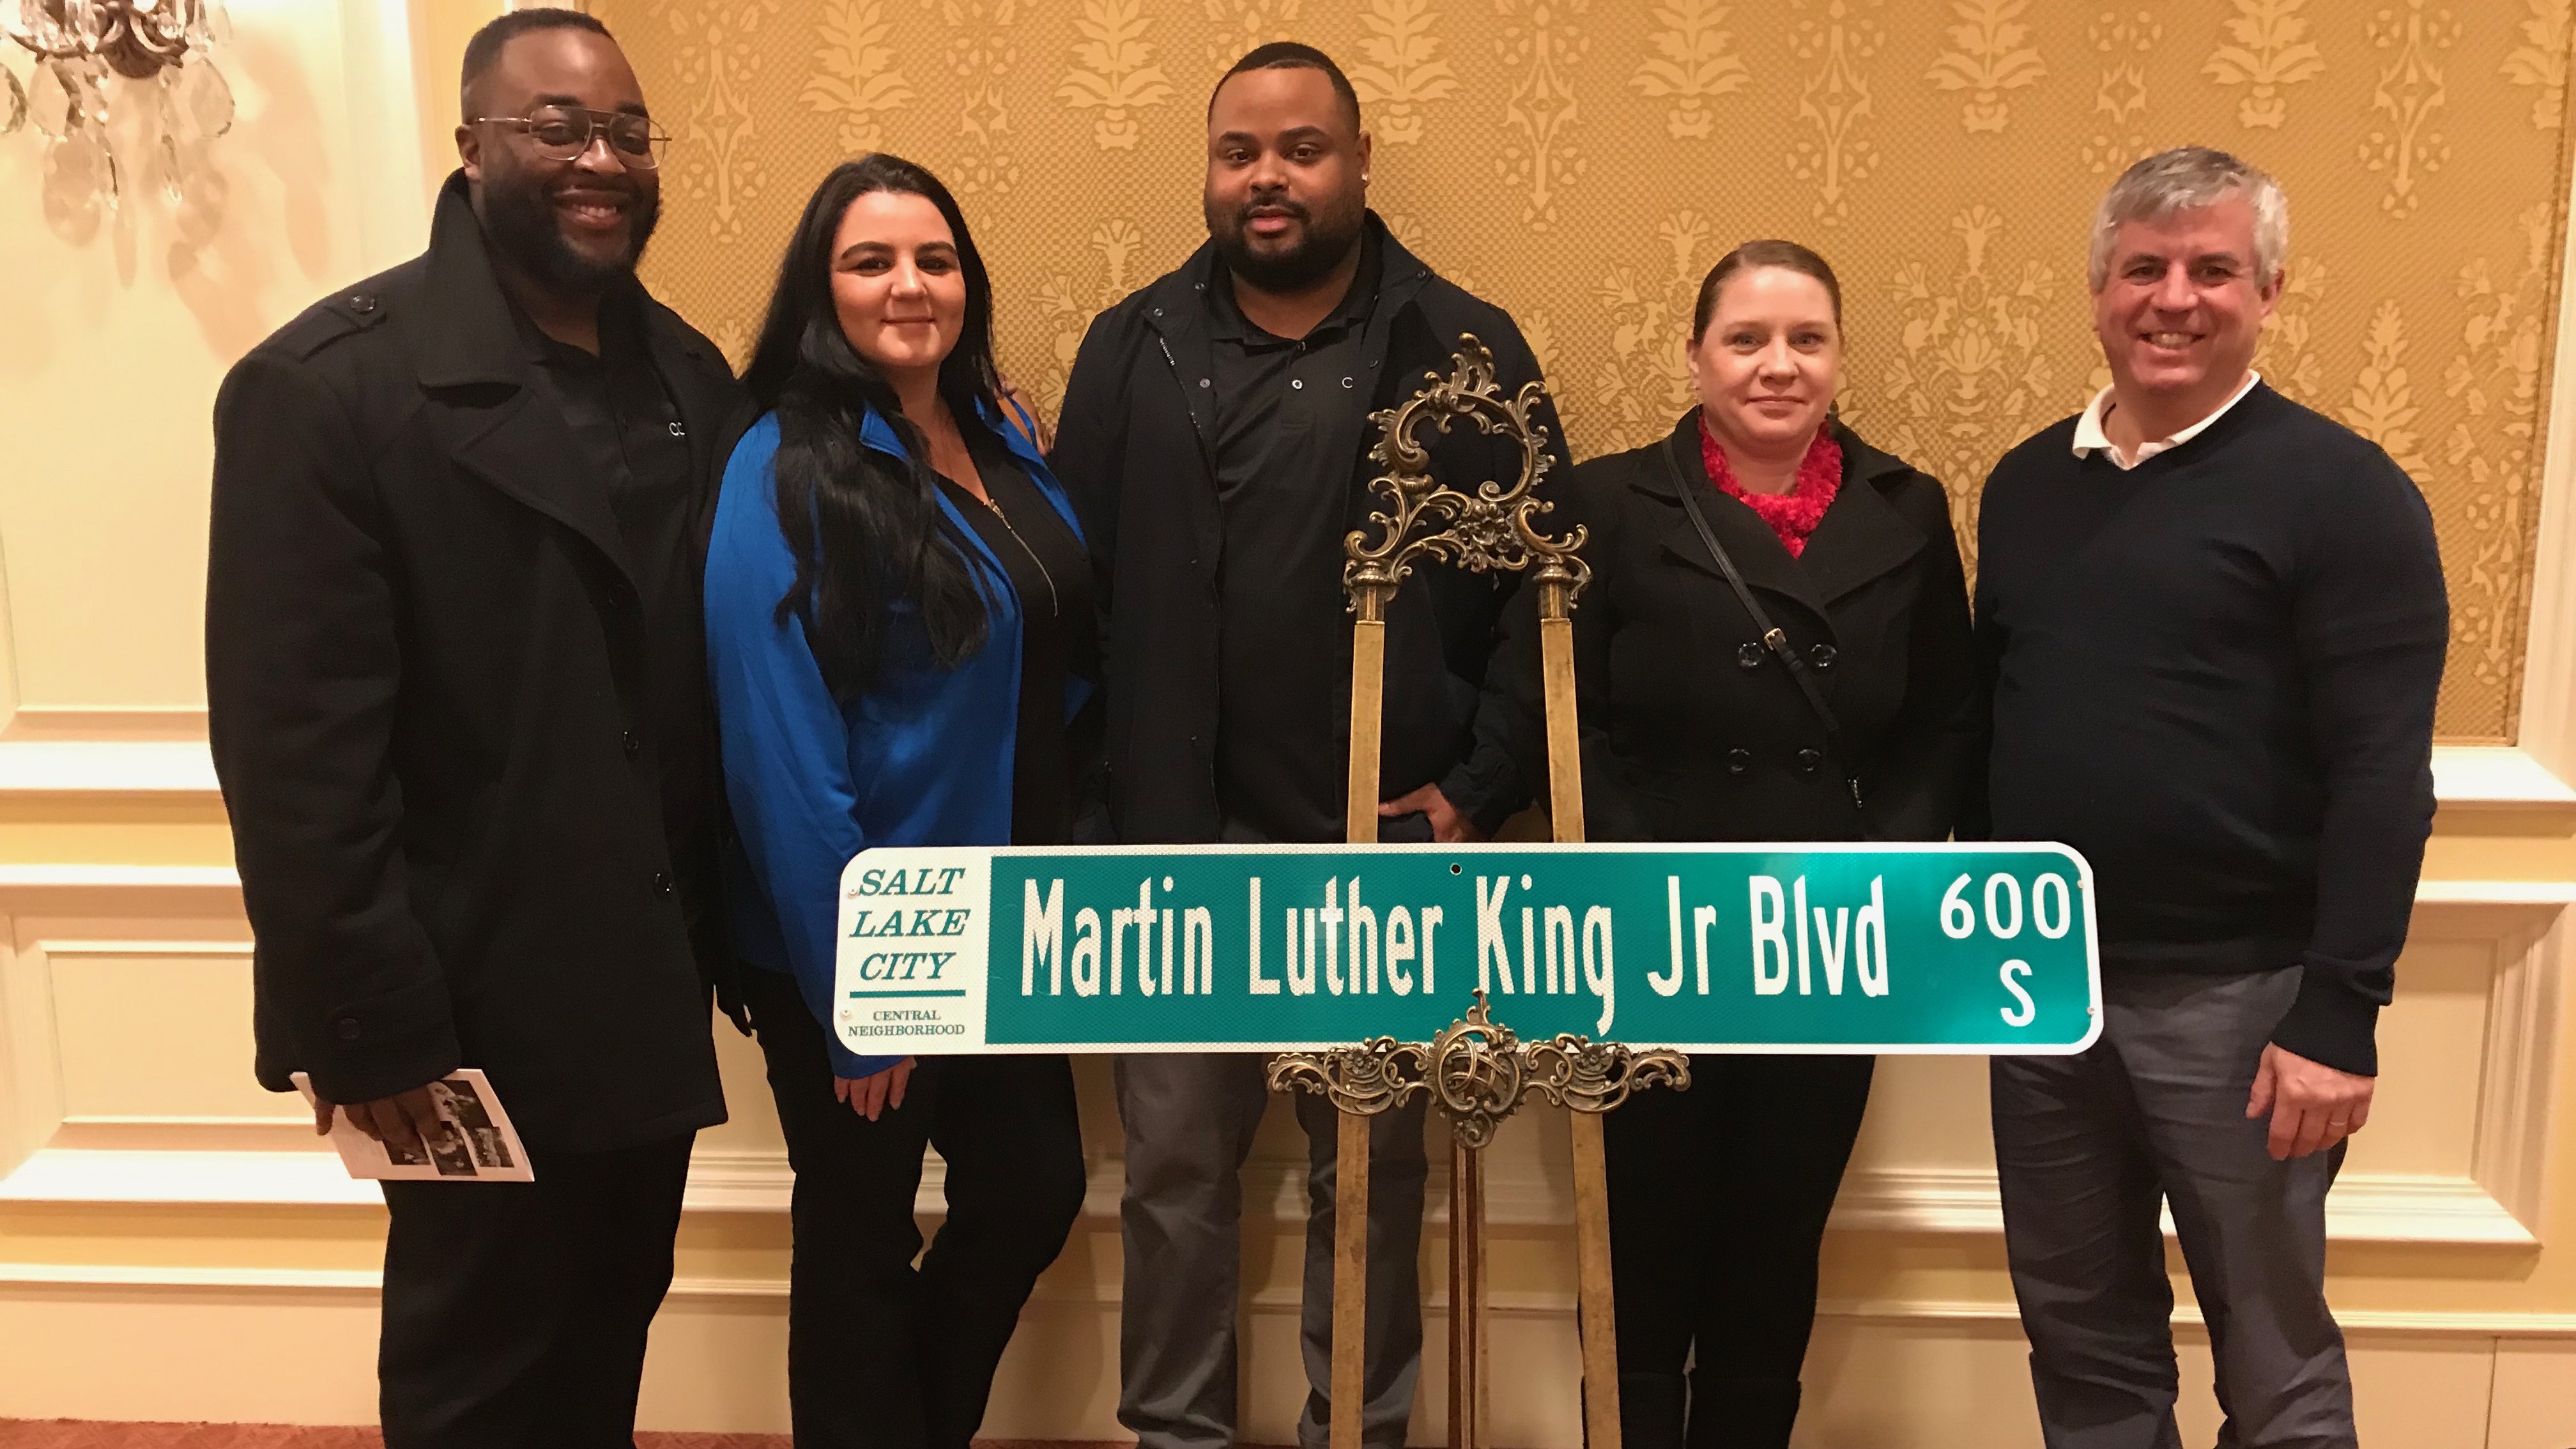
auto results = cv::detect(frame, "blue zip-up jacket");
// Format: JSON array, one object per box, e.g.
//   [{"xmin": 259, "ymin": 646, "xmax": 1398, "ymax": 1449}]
[{"xmin": 706, "ymin": 401, "xmax": 1085, "ymax": 1078}]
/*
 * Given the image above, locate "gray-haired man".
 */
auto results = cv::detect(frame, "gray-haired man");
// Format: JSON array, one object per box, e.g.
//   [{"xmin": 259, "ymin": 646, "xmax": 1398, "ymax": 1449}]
[{"xmin": 1970, "ymin": 147, "xmax": 2449, "ymax": 1446}]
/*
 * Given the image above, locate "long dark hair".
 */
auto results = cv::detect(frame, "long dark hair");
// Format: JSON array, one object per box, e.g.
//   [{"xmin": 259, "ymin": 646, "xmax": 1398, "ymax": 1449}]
[{"xmin": 742, "ymin": 154, "xmax": 1003, "ymax": 698}]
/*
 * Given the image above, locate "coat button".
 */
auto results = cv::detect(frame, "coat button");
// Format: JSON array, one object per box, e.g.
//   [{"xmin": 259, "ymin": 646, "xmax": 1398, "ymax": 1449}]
[
  {"xmin": 1736, "ymin": 642, "xmax": 1765, "ymax": 670},
  {"xmin": 652, "ymin": 871, "xmax": 674, "ymax": 898},
  {"xmin": 1727, "ymin": 748, "xmax": 1752, "ymax": 774},
  {"xmin": 1809, "ymin": 643, "xmax": 1837, "ymax": 671},
  {"xmin": 1796, "ymin": 748, "xmax": 1824, "ymax": 775},
  {"xmin": 347, "ymin": 293, "xmax": 376, "ymax": 314},
  {"xmin": 332, "ymin": 1015, "xmax": 361, "ymax": 1041},
  {"xmin": 622, "ymin": 730, "xmax": 641, "ymax": 757}
]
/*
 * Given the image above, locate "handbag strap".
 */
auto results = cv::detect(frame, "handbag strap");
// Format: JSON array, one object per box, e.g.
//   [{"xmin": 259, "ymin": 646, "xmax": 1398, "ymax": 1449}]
[{"xmin": 1659, "ymin": 433, "xmax": 1864, "ymax": 808}]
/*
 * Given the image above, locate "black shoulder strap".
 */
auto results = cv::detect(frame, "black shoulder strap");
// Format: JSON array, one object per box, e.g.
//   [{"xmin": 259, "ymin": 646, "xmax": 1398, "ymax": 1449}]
[{"xmin": 1658, "ymin": 433, "xmax": 1864, "ymax": 808}]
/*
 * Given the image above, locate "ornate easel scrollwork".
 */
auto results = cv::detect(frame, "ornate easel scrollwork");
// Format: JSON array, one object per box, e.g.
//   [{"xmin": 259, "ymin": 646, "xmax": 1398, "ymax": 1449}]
[
  {"xmin": 1524, "ymin": 1032, "xmax": 1692, "ymax": 1118},
  {"xmin": 1266, "ymin": 992, "xmax": 1693, "ymax": 1147},
  {"xmin": 1342, "ymin": 336, "xmax": 1591, "ymax": 620},
  {"xmin": 1265, "ymin": 1034, "xmax": 1420, "ymax": 1118}
]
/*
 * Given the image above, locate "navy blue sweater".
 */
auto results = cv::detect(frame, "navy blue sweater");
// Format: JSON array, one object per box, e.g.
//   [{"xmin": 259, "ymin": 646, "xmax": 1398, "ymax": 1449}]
[{"xmin": 1972, "ymin": 381, "xmax": 2448, "ymax": 1075}]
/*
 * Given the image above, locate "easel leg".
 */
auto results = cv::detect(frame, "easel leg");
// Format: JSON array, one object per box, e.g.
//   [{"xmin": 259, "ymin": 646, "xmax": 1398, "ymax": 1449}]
[
  {"xmin": 1447, "ymin": 1135, "xmax": 1487, "ymax": 1449},
  {"xmin": 1447, "ymin": 1135, "xmax": 1468, "ymax": 1449},
  {"xmin": 1331, "ymin": 1108, "xmax": 1372, "ymax": 1449},
  {"xmin": 1570, "ymin": 1112, "xmax": 1621, "ymax": 1449}
]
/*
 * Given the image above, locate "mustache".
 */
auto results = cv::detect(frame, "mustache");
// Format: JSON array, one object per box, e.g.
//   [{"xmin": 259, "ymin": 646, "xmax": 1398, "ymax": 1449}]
[
  {"xmin": 550, "ymin": 176, "xmax": 641, "ymax": 201},
  {"xmin": 1234, "ymin": 194, "xmax": 1310, "ymax": 224}
]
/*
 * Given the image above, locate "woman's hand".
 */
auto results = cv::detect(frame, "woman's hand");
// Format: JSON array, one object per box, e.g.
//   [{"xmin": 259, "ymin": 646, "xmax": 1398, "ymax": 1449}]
[{"xmin": 834, "ymin": 1057, "xmax": 918, "ymax": 1121}]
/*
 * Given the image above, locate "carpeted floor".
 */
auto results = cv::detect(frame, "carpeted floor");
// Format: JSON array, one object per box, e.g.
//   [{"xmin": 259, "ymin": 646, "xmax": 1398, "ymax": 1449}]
[{"xmin": 0, "ymin": 1429, "xmax": 1134, "ymax": 1449}]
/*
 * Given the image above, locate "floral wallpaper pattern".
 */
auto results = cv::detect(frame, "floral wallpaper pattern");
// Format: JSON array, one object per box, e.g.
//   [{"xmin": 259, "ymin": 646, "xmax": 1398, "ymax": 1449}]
[{"xmin": 609, "ymin": 0, "xmax": 2576, "ymax": 740}]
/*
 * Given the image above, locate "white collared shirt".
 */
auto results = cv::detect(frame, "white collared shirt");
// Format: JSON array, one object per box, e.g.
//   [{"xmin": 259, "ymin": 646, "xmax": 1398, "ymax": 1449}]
[{"xmin": 2071, "ymin": 371, "xmax": 2262, "ymax": 470}]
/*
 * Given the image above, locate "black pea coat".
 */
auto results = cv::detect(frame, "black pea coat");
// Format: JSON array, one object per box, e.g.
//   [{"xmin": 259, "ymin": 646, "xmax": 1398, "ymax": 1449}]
[
  {"xmin": 1502, "ymin": 410, "xmax": 1979, "ymax": 846},
  {"xmin": 206, "ymin": 172, "xmax": 742, "ymax": 1153},
  {"xmin": 1048, "ymin": 215, "xmax": 1572, "ymax": 843}
]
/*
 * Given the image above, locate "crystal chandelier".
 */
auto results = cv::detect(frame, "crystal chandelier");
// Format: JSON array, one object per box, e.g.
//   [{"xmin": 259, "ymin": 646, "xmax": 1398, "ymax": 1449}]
[{"xmin": 2, "ymin": 0, "xmax": 235, "ymax": 240}]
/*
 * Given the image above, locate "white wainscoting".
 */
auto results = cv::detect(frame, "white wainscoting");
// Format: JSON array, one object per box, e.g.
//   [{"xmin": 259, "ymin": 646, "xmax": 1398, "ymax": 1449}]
[{"xmin": 2, "ymin": 866, "xmax": 2564, "ymax": 1255}]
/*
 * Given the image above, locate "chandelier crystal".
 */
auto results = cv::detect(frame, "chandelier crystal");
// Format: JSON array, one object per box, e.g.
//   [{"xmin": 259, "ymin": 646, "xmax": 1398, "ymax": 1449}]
[{"xmin": 3, "ymin": 0, "xmax": 234, "ymax": 241}]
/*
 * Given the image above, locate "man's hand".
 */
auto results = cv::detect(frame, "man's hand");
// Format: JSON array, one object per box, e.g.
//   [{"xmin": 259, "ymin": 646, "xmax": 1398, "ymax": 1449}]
[
  {"xmin": 835, "ymin": 1057, "xmax": 917, "ymax": 1122},
  {"xmin": 2246, "ymin": 1043, "xmax": 2373, "ymax": 1161},
  {"xmin": 314, "ymin": 1085, "xmax": 445, "ymax": 1160},
  {"xmin": 1379, "ymin": 784, "xmax": 1483, "ymax": 843}
]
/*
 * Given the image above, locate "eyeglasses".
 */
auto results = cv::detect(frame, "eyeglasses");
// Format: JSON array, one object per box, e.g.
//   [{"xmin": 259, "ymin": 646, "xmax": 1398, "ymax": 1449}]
[{"xmin": 470, "ymin": 106, "xmax": 671, "ymax": 169}]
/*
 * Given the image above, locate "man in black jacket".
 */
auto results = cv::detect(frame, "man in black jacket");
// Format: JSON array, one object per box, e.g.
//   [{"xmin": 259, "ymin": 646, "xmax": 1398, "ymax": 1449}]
[
  {"xmin": 1050, "ymin": 43, "xmax": 1568, "ymax": 1449},
  {"xmin": 1974, "ymin": 148, "xmax": 2448, "ymax": 1448},
  {"xmin": 204, "ymin": 12, "xmax": 738, "ymax": 1445}
]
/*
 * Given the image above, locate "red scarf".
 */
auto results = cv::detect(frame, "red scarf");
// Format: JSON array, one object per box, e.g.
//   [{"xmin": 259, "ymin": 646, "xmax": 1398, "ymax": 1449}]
[{"xmin": 1701, "ymin": 420, "xmax": 1841, "ymax": 558}]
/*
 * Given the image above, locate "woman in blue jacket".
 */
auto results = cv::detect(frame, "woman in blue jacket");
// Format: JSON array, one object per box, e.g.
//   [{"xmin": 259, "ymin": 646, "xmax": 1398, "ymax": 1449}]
[{"xmin": 705, "ymin": 153, "xmax": 1091, "ymax": 1449}]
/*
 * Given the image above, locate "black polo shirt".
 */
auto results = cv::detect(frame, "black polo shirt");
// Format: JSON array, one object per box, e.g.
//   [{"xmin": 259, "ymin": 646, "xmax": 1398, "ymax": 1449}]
[
  {"xmin": 1208, "ymin": 237, "xmax": 1383, "ymax": 843},
  {"xmin": 518, "ymin": 289, "xmax": 712, "ymax": 906}
]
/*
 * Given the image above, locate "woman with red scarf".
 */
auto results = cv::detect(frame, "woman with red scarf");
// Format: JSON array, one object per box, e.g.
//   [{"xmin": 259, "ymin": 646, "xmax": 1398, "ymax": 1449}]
[{"xmin": 1499, "ymin": 241, "xmax": 1978, "ymax": 1449}]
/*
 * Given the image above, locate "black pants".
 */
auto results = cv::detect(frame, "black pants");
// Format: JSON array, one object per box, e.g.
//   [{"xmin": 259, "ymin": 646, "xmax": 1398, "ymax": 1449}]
[
  {"xmin": 378, "ymin": 1131, "xmax": 693, "ymax": 1449},
  {"xmin": 744, "ymin": 965, "xmax": 1087, "ymax": 1449},
  {"xmin": 1605, "ymin": 1054, "xmax": 1875, "ymax": 1449}
]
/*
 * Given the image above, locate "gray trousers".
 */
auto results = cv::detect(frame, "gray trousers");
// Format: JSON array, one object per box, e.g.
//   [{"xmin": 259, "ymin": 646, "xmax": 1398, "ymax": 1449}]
[
  {"xmin": 1116, "ymin": 1052, "xmax": 1429, "ymax": 1449},
  {"xmin": 1992, "ymin": 966, "xmax": 2356, "ymax": 1449}
]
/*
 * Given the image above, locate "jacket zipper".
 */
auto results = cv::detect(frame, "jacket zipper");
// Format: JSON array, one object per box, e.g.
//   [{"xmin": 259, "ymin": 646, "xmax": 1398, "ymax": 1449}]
[{"xmin": 977, "ymin": 491, "xmax": 1061, "ymax": 617}]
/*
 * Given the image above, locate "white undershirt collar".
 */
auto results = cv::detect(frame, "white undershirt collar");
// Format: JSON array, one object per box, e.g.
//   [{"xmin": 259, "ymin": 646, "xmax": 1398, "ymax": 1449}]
[{"xmin": 2071, "ymin": 371, "xmax": 2261, "ymax": 470}]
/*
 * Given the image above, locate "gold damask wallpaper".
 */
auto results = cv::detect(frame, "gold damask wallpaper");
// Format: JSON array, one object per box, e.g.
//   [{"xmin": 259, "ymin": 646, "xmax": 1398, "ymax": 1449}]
[{"xmin": 602, "ymin": 0, "xmax": 2576, "ymax": 741}]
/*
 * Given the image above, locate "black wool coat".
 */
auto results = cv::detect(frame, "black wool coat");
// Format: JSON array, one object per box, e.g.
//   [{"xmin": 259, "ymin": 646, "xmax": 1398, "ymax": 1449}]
[
  {"xmin": 1048, "ymin": 215, "xmax": 1573, "ymax": 842},
  {"xmin": 206, "ymin": 172, "xmax": 742, "ymax": 1153},
  {"xmin": 1501, "ymin": 411, "xmax": 1979, "ymax": 846}
]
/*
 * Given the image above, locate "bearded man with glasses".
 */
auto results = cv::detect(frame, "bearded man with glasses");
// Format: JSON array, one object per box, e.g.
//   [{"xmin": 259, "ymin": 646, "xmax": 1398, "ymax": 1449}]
[{"xmin": 205, "ymin": 9, "xmax": 742, "ymax": 1445}]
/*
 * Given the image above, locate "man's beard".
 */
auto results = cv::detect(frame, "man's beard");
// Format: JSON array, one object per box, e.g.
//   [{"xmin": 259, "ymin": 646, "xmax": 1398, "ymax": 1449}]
[
  {"xmin": 480, "ymin": 167, "xmax": 661, "ymax": 294},
  {"xmin": 1207, "ymin": 190, "xmax": 1364, "ymax": 292}
]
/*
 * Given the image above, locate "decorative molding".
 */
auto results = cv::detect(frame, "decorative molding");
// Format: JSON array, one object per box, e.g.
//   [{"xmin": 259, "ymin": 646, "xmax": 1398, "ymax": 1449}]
[
  {"xmin": 2458, "ymin": 885, "xmax": 2569, "ymax": 1237},
  {"xmin": 2429, "ymin": 744, "xmax": 2576, "ymax": 811},
  {"xmin": 0, "ymin": 882, "xmax": 2561, "ymax": 1251},
  {"xmin": 0, "ymin": 741, "xmax": 220, "ymax": 795},
  {"xmin": 2517, "ymin": 111, "xmax": 2576, "ymax": 780},
  {"xmin": 0, "ymin": 740, "xmax": 2563, "ymax": 810},
  {"xmin": 0, "ymin": 902, "xmax": 253, "ymax": 1177},
  {"xmin": 0, "ymin": 1149, "xmax": 381, "ymax": 1208},
  {"xmin": 0, "ymin": 709, "xmax": 208, "ymax": 743},
  {"xmin": 6, "ymin": 1261, "xmax": 2574, "ymax": 1339},
  {"xmin": 0, "ymin": 864, "xmax": 239, "ymax": 898},
  {"xmin": 1828, "ymin": 1166, "xmax": 2534, "ymax": 1244},
  {"xmin": 0, "ymin": 1147, "xmax": 2539, "ymax": 1248}
]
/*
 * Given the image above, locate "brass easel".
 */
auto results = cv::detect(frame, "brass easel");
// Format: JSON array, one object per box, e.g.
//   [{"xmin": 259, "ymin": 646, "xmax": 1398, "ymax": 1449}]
[{"xmin": 1268, "ymin": 339, "xmax": 1689, "ymax": 1449}]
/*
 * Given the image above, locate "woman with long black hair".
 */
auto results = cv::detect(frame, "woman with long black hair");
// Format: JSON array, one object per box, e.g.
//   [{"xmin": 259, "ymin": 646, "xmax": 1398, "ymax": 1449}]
[{"xmin": 704, "ymin": 153, "xmax": 1091, "ymax": 1449}]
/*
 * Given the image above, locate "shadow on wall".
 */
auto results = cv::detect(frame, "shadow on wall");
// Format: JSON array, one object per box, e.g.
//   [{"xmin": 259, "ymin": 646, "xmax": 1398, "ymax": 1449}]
[
  {"xmin": 167, "ymin": 26, "xmax": 334, "ymax": 361},
  {"xmin": 0, "ymin": 133, "xmax": 49, "ymax": 381},
  {"xmin": 0, "ymin": 21, "xmax": 339, "ymax": 363}
]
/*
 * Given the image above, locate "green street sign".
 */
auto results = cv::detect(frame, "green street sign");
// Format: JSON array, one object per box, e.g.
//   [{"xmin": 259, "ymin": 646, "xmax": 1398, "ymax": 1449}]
[{"xmin": 834, "ymin": 843, "xmax": 2101, "ymax": 1056}]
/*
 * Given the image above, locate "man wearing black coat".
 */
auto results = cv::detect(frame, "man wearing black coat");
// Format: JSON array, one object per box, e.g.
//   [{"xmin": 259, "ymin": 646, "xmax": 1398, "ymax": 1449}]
[
  {"xmin": 1048, "ymin": 44, "xmax": 1568, "ymax": 1449},
  {"xmin": 204, "ymin": 12, "xmax": 738, "ymax": 1446}
]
